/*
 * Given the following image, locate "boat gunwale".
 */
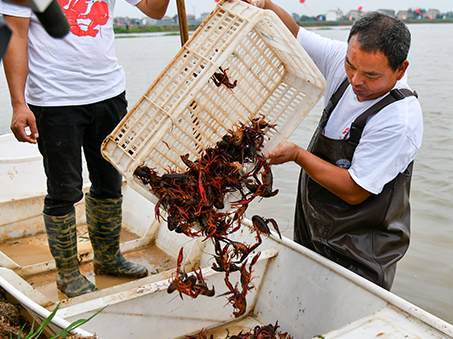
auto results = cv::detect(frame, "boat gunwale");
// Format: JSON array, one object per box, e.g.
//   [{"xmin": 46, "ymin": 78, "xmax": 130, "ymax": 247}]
[
  {"xmin": 0, "ymin": 271, "xmax": 95, "ymax": 337},
  {"xmin": 261, "ymin": 230, "xmax": 453, "ymax": 337}
]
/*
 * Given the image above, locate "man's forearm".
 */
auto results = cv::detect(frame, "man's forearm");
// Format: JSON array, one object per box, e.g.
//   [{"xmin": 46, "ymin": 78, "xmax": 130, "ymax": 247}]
[
  {"xmin": 3, "ymin": 15, "xmax": 40, "ymax": 144},
  {"xmin": 135, "ymin": 0, "xmax": 170, "ymax": 20},
  {"xmin": 294, "ymin": 147, "xmax": 372, "ymax": 205},
  {"xmin": 3, "ymin": 15, "xmax": 29, "ymax": 110},
  {"xmin": 263, "ymin": 0, "xmax": 299, "ymax": 38},
  {"xmin": 265, "ymin": 141, "xmax": 372, "ymax": 205}
]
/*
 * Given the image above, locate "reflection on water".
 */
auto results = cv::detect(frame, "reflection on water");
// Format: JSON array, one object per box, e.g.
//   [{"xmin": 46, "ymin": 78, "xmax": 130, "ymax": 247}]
[{"xmin": 1, "ymin": 24, "xmax": 453, "ymax": 323}]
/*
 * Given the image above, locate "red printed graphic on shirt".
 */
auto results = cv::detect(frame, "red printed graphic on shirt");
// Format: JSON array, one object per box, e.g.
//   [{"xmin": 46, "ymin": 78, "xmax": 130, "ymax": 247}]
[
  {"xmin": 58, "ymin": 0, "xmax": 109, "ymax": 37},
  {"xmin": 340, "ymin": 127, "xmax": 350, "ymax": 140},
  {"xmin": 322, "ymin": 126, "xmax": 351, "ymax": 139}
]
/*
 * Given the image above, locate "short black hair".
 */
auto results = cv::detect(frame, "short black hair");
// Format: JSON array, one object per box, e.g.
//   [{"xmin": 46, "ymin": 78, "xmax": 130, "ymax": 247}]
[{"xmin": 348, "ymin": 11, "xmax": 411, "ymax": 71}]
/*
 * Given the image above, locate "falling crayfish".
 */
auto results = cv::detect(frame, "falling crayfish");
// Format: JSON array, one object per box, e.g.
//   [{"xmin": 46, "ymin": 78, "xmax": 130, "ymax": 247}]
[
  {"xmin": 134, "ymin": 115, "xmax": 282, "ymax": 317},
  {"xmin": 167, "ymin": 248, "xmax": 215, "ymax": 299},
  {"xmin": 211, "ymin": 66, "xmax": 237, "ymax": 90},
  {"xmin": 219, "ymin": 252, "xmax": 260, "ymax": 317}
]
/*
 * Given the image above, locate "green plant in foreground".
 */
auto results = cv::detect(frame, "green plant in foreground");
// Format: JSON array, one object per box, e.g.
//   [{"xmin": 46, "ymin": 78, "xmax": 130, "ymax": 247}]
[{"xmin": 12, "ymin": 303, "xmax": 106, "ymax": 339}]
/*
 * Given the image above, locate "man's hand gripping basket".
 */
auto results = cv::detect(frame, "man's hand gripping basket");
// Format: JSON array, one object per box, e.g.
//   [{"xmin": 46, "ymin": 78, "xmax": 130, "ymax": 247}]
[{"xmin": 101, "ymin": 0, "xmax": 326, "ymax": 204}]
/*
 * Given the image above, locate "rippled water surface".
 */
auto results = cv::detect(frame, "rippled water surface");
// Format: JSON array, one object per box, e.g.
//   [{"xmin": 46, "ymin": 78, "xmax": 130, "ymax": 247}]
[{"xmin": 1, "ymin": 24, "xmax": 452, "ymax": 324}]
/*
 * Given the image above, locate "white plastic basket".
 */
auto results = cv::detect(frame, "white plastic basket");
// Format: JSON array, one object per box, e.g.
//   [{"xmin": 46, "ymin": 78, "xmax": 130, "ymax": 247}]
[{"xmin": 102, "ymin": 0, "xmax": 325, "ymax": 204}]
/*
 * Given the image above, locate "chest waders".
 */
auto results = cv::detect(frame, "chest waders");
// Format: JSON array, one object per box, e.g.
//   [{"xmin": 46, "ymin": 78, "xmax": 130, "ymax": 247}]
[{"xmin": 294, "ymin": 78, "xmax": 418, "ymax": 290}]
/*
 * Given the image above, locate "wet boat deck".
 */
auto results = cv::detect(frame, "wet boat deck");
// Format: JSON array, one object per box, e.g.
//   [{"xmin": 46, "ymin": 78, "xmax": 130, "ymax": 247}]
[{"xmin": 0, "ymin": 224, "xmax": 176, "ymax": 303}]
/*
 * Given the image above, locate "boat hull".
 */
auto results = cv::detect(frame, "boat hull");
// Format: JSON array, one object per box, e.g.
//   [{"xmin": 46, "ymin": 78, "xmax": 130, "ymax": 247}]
[{"xmin": 1, "ymin": 132, "xmax": 453, "ymax": 339}]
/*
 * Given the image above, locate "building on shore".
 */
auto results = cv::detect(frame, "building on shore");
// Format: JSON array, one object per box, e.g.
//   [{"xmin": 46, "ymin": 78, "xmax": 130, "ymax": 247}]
[
  {"xmin": 140, "ymin": 17, "xmax": 157, "ymax": 27},
  {"xmin": 397, "ymin": 10, "xmax": 411, "ymax": 20},
  {"xmin": 159, "ymin": 15, "xmax": 175, "ymax": 25},
  {"xmin": 346, "ymin": 10, "xmax": 360, "ymax": 21},
  {"xmin": 200, "ymin": 12, "xmax": 211, "ymax": 22},
  {"xmin": 326, "ymin": 9, "xmax": 343, "ymax": 21},
  {"xmin": 186, "ymin": 14, "xmax": 196, "ymax": 23},
  {"xmin": 426, "ymin": 9, "xmax": 440, "ymax": 19}
]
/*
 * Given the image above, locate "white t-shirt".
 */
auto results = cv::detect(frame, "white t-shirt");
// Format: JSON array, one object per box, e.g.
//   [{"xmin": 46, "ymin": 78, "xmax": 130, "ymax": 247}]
[
  {"xmin": 0, "ymin": 0, "xmax": 140, "ymax": 106},
  {"xmin": 297, "ymin": 27, "xmax": 423, "ymax": 194}
]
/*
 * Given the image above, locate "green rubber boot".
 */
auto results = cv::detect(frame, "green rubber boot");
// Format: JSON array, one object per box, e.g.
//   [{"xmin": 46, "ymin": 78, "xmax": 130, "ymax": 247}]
[
  {"xmin": 44, "ymin": 211, "xmax": 99, "ymax": 298},
  {"xmin": 86, "ymin": 194, "xmax": 148, "ymax": 279}
]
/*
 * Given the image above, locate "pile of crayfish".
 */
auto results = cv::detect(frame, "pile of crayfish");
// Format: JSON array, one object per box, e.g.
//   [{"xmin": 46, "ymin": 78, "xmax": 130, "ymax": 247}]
[
  {"xmin": 133, "ymin": 115, "xmax": 281, "ymax": 317},
  {"xmin": 186, "ymin": 321, "xmax": 294, "ymax": 339}
]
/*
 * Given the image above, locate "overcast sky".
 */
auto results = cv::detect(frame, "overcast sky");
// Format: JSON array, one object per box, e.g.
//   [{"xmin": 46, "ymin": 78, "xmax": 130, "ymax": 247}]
[{"xmin": 114, "ymin": 0, "xmax": 452, "ymax": 19}]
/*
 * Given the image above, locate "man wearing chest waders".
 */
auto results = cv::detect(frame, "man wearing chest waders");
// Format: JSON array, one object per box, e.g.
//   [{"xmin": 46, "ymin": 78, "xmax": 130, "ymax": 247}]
[{"xmin": 242, "ymin": 0, "xmax": 423, "ymax": 290}]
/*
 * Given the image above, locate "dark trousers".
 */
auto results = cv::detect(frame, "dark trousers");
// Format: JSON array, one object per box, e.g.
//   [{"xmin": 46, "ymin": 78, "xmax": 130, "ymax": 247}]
[{"xmin": 29, "ymin": 92, "xmax": 127, "ymax": 216}]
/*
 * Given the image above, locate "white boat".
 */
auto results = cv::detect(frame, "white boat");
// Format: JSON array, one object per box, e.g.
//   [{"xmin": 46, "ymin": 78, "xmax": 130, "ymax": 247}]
[
  {"xmin": 1, "ymin": 132, "xmax": 453, "ymax": 339},
  {"xmin": 0, "ymin": 3, "xmax": 451, "ymax": 337}
]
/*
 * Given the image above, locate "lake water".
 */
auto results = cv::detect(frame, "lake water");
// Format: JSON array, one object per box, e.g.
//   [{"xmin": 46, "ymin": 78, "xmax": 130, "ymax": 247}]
[{"xmin": 1, "ymin": 24, "xmax": 452, "ymax": 325}]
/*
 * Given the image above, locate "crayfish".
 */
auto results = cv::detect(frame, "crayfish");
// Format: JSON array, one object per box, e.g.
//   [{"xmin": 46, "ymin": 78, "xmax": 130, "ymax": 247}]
[
  {"xmin": 211, "ymin": 66, "xmax": 237, "ymax": 90},
  {"xmin": 167, "ymin": 248, "xmax": 215, "ymax": 299},
  {"xmin": 252, "ymin": 215, "xmax": 281, "ymax": 239},
  {"xmin": 246, "ymin": 155, "xmax": 279, "ymax": 199},
  {"xmin": 220, "ymin": 253, "xmax": 260, "ymax": 318},
  {"xmin": 187, "ymin": 321, "xmax": 293, "ymax": 339},
  {"xmin": 134, "ymin": 115, "xmax": 282, "ymax": 317},
  {"xmin": 232, "ymin": 321, "xmax": 294, "ymax": 339}
]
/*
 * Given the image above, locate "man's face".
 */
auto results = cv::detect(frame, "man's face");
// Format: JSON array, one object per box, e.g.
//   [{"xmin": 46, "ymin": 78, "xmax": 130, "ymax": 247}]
[{"xmin": 344, "ymin": 35, "xmax": 408, "ymax": 102}]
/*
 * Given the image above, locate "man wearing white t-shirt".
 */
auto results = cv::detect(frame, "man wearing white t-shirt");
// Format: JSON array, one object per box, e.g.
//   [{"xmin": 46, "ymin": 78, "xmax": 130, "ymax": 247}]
[
  {"xmin": 245, "ymin": 0, "xmax": 423, "ymax": 290},
  {"xmin": 1, "ymin": 0, "xmax": 170, "ymax": 297}
]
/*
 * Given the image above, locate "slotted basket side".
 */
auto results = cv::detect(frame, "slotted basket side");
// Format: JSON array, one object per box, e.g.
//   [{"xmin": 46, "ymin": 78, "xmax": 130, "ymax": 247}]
[
  {"xmin": 102, "ymin": 0, "xmax": 326, "ymax": 204},
  {"xmin": 102, "ymin": 1, "xmax": 263, "ymax": 175},
  {"xmin": 132, "ymin": 28, "xmax": 288, "ymax": 175},
  {"xmin": 254, "ymin": 15, "xmax": 323, "ymax": 87},
  {"xmin": 249, "ymin": 13, "xmax": 327, "ymax": 153}
]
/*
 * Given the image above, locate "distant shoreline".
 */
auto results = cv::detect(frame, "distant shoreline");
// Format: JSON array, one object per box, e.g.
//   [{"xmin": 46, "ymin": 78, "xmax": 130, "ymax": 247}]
[
  {"xmin": 114, "ymin": 19, "xmax": 453, "ymax": 34},
  {"xmin": 298, "ymin": 19, "xmax": 453, "ymax": 26}
]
